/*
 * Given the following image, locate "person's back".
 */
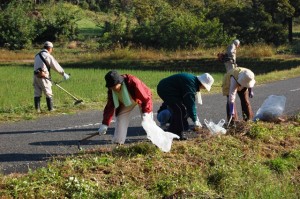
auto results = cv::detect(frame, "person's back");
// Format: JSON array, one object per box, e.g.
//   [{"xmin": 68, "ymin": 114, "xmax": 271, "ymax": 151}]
[{"xmin": 224, "ymin": 39, "xmax": 240, "ymax": 72}]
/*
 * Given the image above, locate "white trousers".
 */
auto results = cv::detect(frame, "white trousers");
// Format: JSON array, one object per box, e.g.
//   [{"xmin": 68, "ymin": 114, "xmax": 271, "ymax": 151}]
[
  {"xmin": 112, "ymin": 103, "xmax": 139, "ymax": 144},
  {"xmin": 33, "ymin": 76, "xmax": 53, "ymax": 98}
]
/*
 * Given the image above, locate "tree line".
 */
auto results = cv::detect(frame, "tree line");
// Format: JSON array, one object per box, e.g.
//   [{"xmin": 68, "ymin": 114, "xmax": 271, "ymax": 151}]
[{"xmin": 0, "ymin": 0, "xmax": 299, "ymax": 50}]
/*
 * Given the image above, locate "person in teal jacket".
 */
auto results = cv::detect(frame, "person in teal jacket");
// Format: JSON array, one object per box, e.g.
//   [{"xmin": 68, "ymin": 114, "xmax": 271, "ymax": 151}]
[{"xmin": 157, "ymin": 73, "xmax": 214, "ymax": 140}]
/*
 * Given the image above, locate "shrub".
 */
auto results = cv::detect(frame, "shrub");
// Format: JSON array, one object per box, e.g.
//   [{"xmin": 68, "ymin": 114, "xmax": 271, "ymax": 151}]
[
  {"xmin": 0, "ymin": 1, "xmax": 36, "ymax": 49},
  {"xmin": 34, "ymin": 3, "xmax": 82, "ymax": 43}
]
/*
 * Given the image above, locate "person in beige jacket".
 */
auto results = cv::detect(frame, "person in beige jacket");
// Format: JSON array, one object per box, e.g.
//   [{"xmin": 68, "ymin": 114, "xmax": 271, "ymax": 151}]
[
  {"xmin": 224, "ymin": 39, "xmax": 240, "ymax": 72},
  {"xmin": 222, "ymin": 67, "xmax": 255, "ymax": 124},
  {"xmin": 33, "ymin": 41, "xmax": 70, "ymax": 112}
]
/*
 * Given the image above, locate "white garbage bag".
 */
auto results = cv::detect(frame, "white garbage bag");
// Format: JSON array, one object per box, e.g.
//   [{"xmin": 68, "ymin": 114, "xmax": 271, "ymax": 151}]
[
  {"xmin": 204, "ymin": 119, "xmax": 227, "ymax": 135},
  {"xmin": 142, "ymin": 114, "xmax": 179, "ymax": 152},
  {"xmin": 253, "ymin": 95, "xmax": 286, "ymax": 121}
]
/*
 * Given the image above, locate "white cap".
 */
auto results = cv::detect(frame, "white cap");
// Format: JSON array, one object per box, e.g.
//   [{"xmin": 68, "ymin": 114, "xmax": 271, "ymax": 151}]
[
  {"xmin": 237, "ymin": 69, "xmax": 256, "ymax": 88},
  {"xmin": 233, "ymin": 39, "xmax": 240, "ymax": 46},
  {"xmin": 44, "ymin": 41, "xmax": 53, "ymax": 48},
  {"xmin": 197, "ymin": 73, "xmax": 214, "ymax": 91}
]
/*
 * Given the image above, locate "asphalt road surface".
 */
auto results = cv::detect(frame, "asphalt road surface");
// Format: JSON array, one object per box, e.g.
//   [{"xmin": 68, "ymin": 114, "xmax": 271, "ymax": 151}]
[{"xmin": 1, "ymin": 77, "xmax": 299, "ymax": 175}]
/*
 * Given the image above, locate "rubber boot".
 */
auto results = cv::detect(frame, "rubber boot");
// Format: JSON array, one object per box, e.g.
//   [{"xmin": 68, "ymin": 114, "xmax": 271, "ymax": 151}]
[
  {"xmin": 46, "ymin": 97, "xmax": 54, "ymax": 111},
  {"xmin": 179, "ymin": 131, "xmax": 187, "ymax": 140},
  {"xmin": 34, "ymin": 97, "xmax": 41, "ymax": 113}
]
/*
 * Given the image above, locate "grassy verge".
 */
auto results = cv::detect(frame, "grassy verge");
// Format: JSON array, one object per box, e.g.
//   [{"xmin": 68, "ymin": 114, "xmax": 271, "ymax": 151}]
[
  {"xmin": 0, "ymin": 63, "xmax": 299, "ymax": 123},
  {"xmin": 0, "ymin": 115, "xmax": 299, "ymax": 198},
  {"xmin": 0, "ymin": 59, "xmax": 300, "ymax": 123}
]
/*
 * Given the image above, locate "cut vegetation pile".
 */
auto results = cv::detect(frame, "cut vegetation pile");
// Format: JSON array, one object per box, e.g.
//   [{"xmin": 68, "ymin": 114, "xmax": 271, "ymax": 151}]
[{"xmin": 1, "ymin": 115, "xmax": 299, "ymax": 198}]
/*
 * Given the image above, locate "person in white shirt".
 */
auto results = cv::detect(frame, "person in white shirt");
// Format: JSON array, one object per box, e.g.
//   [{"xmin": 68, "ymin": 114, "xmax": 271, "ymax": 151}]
[
  {"xmin": 224, "ymin": 39, "xmax": 240, "ymax": 72},
  {"xmin": 33, "ymin": 41, "xmax": 70, "ymax": 112}
]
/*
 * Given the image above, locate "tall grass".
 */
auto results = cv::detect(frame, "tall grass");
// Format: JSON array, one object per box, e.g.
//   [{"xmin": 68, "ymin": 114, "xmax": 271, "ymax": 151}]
[{"xmin": 0, "ymin": 44, "xmax": 284, "ymax": 62}]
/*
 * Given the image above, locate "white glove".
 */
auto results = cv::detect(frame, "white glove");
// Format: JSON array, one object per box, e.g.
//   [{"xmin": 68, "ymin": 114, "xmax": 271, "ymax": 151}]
[
  {"xmin": 194, "ymin": 119, "xmax": 202, "ymax": 131},
  {"xmin": 63, "ymin": 73, "xmax": 70, "ymax": 80},
  {"xmin": 142, "ymin": 112, "xmax": 153, "ymax": 120},
  {"xmin": 98, "ymin": 124, "xmax": 108, "ymax": 135}
]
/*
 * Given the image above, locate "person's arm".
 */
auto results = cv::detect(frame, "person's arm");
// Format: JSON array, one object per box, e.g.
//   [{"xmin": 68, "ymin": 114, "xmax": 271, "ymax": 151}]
[
  {"xmin": 98, "ymin": 90, "xmax": 115, "ymax": 135},
  {"xmin": 127, "ymin": 75, "xmax": 153, "ymax": 113},
  {"xmin": 47, "ymin": 54, "xmax": 65, "ymax": 75},
  {"xmin": 228, "ymin": 76, "xmax": 238, "ymax": 115},
  {"xmin": 101, "ymin": 90, "xmax": 115, "ymax": 126},
  {"xmin": 228, "ymin": 76, "xmax": 238, "ymax": 103},
  {"xmin": 248, "ymin": 87, "xmax": 254, "ymax": 98}
]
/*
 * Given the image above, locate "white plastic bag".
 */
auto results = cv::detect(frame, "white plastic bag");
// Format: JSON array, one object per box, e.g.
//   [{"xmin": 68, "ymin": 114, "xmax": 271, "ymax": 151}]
[
  {"xmin": 253, "ymin": 95, "xmax": 286, "ymax": 121},
  {"xmin": 142, "ymin": 114, "xmax": 179, "ymax": 152},
  {"xmin": 204, "ymin": 119, "xmax": 227, "ymax": 135}
]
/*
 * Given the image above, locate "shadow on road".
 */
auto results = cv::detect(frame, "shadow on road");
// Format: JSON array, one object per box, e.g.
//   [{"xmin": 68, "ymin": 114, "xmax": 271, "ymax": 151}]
[
  {"xmin": 0, "ymin": 128, "xmax": 98, "ymax": 135},
  {"xmin": 0, "ymin": 153, "xmax": 56, "ymax": 162},
  {"xmin": 0, "ymin": 126, "xmax": 148, "ymax": 175}
]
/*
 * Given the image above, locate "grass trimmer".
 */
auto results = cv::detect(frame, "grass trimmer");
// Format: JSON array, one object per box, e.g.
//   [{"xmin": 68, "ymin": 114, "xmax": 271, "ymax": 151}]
[{"xmin": 45, "ymin": 77, "xmax": 83, "ymax": 105}]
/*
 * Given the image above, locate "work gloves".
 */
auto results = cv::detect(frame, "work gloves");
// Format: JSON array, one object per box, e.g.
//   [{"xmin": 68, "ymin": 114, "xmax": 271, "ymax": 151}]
[
  {"xmin": 63, "ymin": 73, "xmax": 70, "ymax": 80},
  {"xmin": 98, "ymin": 124, "xmax": 108, "ymax": 135},
  {"xmin": 229, "ymin": 102, "xmax": 235, "ymax": 116},
  {"xmin": 142, "ymin": 112, "xmax": 153, "ymax": 120},
  {"xmin": 248, "ymin": 88, "xmax": 254, "ymax": 98},
  {"xmin": 193, "ymin": 116, "xmax": 202, "ymax": 131}
]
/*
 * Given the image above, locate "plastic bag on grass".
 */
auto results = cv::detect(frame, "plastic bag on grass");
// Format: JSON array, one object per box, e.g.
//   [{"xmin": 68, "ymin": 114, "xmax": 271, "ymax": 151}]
[
  {"xmin": 253, "ymin": 95, "xmax": 286, "ymax": 121},
  {"xmin": 204, "ymin": 119, "xmax": 227, "ymax": 135},
  {"xmin": 142, "ymin": 114, "xmax": 179, "ymax": 152}
]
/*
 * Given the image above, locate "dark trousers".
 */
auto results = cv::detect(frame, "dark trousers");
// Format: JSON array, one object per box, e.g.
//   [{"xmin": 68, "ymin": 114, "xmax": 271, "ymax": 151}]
[
  {"xmin": 226, "ymin": 88, "xmax": 253, "ymax": 122},
  {"xmin": 167, "ymin": 103, "xmax": 189, "ymax": 136}
]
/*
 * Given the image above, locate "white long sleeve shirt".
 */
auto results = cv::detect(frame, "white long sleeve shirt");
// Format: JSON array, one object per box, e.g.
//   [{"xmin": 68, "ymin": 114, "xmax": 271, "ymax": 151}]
[
  {"xmin": 228, "ymin": 76, "xmax": 244, "ymax": 103},
  {"xmin": 33, "ymin": 49, "xmax": 64, "ymax": 78},
  {"xmin": 226, "ymin": 43, "xmax": 237, "ymax": 63}
]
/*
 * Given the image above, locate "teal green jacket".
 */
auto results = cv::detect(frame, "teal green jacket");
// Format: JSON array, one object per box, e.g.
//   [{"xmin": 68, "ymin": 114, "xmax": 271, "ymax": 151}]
[{"xmin": 157, "ymin": 73, "xmax": 200, "ymax": 122}]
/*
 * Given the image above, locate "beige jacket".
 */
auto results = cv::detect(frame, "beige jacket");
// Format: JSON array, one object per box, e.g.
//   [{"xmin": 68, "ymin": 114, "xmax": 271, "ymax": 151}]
[{"xmin": 222, "ymin": 67, "xmax": 249, "ymax": 99}]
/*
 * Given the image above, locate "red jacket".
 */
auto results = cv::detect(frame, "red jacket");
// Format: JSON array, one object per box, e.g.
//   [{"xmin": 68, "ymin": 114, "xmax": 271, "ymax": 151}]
[{"xmin": 102, "ymin": 74, "xmax": 153, "ymax": 126}]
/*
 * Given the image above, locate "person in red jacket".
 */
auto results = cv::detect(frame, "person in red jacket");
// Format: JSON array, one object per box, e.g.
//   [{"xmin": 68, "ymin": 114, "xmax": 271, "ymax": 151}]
[{"xmin": 98, "ymin": 70, "xmax": 153, "ymax": 144}]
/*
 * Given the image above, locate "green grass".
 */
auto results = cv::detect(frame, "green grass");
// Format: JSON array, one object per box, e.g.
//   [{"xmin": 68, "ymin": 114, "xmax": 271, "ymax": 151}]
[
  {"xmin": 77, "ymin": 18, "xmax": 102, "ymax": 38},
  {"xmin": 0, "ymin": 63, "xmax": 300, "ymax": 122},
  {"xmin": 0, "ymin": 116, "xmax": 299, "ymax": 198}
]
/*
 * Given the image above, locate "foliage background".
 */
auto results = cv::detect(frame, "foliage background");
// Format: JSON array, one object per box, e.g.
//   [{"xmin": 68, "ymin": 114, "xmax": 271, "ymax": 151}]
[{"xmin": 0, "ymin": 0, "xmax": 300, "ymax": 50}]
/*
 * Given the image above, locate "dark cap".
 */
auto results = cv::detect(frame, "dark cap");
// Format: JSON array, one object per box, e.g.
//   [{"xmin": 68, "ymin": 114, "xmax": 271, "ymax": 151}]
[{"xmin": 105, "ymin": 70, "xmax": 124, "ymax": 88}]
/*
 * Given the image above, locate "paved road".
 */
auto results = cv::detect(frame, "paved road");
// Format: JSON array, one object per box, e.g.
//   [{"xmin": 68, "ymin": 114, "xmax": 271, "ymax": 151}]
[{"xmin": 0, "ymin": 77, "xmax": 299, "ymax": 174}]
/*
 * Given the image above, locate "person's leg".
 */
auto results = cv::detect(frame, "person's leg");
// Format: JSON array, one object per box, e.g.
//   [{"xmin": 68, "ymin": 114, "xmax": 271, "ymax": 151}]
[
  {"xmin": 157, "ymin": 109, "xmax": 172, "ymax": 128},
  {"xmin": 33, "ymin": 77, "xmax": 42, "ymax": 112},
  {"xmin": 43, "ymin": 79, "xmax": 54, "ymax": 111},
  {"xmin": 237, "ymin": 88, "xmax": 253, "ymax": 121},
  {"xmin": 34, "ymin": 77, "xmax": 43, "ymax": 112},
  {"xmin": 226, "ymin": 96, "xmax": 238, "ymax": 122},
  {"xmin": 167, "ymin": 103, "xmax": 188, "ymax": 140},
  {"xmin": 113, "ymin": 104, "xmax": 136, "ymax": 144}
]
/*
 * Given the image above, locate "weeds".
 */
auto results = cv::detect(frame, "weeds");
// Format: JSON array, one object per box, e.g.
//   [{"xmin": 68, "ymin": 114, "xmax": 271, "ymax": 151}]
[{"xmin": 1, "ymin": 116, "xmax": 299, "ymax": 198}]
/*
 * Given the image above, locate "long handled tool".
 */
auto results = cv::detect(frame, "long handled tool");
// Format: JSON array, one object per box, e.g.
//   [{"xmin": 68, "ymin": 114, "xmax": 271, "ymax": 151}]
[
  {"xmin": 45, "ymin": 77, "xmax": 83, "ymax": 105},
  {"xmin": 54, "ymin": 83, "xmax": 83, "ymax": 105},
  {"xmin": 227, "ymin": 115, "xmax": 233, "ymax": 129},
  {"xmin": 77, "ymin": 132, "xmax": 99, "ymax": 150}
]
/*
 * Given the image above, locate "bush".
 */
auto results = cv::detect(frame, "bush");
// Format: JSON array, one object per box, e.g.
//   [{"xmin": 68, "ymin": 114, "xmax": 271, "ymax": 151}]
[
  {"xmin": 0, "ymin": 1, "xmax": 36, "ymax": 49},
  {"xmin": 34, "ymin": 3, "xmax": 82, "ymax": 43},
  {"xmin": 132, "ymin": 6, "xmax": 228, "ymax": 49}
]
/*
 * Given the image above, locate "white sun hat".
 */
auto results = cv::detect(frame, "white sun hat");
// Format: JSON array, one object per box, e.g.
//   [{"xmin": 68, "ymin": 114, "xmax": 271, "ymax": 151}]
[
  {"xmin": 237, "ymin": 69, "xmax": 256, "ymax": 88},
  {"xmin": 233, "ymin": 39, "xmax": 240, "ymax": 46},
  {"xmin": 44, "ymin": 41, "xmax": 53, "ymax": 48},
  {"xmin": 196, "ymin": 73, "xmax": 214, "ymax": 105},
  {"xmin": 197, "ymin": 73, "xmax": 214, "ymax": 91}
]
